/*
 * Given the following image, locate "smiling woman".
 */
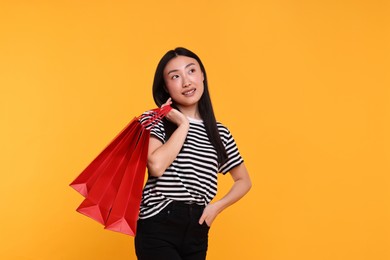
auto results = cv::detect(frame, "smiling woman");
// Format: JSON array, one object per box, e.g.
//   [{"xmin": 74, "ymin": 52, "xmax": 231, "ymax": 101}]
[{"xmin": 134, "ymin": 47, "xmax": 252, "ymax": 260}]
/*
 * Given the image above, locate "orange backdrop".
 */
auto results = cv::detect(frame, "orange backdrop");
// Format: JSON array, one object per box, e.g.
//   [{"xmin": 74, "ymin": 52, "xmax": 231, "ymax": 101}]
[{"xmin": 1, "ymin": 0, "xmax": 389, "ymax": 259}]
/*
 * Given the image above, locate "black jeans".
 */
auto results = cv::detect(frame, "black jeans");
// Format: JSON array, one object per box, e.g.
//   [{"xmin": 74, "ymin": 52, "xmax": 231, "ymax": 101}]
[{"xmin": 135, "ymin": 201, "xmax": 210, "ymax": 260}]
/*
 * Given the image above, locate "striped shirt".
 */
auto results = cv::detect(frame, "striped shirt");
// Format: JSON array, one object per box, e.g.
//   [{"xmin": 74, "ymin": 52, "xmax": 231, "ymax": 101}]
[{"xmin": 138, "ymin": 111, "xmax": 243, "ymax": 219}]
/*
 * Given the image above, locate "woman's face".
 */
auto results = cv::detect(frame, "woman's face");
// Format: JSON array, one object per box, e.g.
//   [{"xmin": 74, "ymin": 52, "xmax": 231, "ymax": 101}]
[{"xmin": 163, "ymin": 55, "xmax": 204, "ymax": 109}]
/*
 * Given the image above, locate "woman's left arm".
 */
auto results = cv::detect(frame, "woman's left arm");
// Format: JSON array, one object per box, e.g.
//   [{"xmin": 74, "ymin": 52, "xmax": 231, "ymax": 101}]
[{"xmin": 199, "ymin": 163, "xmax": 252, "ymax": 226}]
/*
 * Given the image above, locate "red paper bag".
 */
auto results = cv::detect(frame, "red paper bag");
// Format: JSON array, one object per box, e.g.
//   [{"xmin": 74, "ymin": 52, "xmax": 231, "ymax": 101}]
[
  {"xmin": 104, "ymin": 125, "xmax": 150, "ymax": 235},
  {"xmin": 70, "ymin": 105, "xmax": 171, "ymax": 236}
]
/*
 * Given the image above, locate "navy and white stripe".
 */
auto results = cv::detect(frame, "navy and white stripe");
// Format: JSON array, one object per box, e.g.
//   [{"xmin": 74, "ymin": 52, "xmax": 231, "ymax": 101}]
[{"xmin": 138, "ymin": 110, "xmax": 243, "ymax": 219}]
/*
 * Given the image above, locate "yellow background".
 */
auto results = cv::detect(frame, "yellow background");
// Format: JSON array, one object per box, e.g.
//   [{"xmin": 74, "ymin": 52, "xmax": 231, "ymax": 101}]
[{"xmin": 1, "ymin": 0, "xmax": 389, "ymax": 259}]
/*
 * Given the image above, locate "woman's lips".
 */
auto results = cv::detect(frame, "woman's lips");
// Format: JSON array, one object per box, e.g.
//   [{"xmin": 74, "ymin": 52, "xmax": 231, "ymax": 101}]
[{"xmin": 183, "ymin": 88, "xmax": 196, "ymax": 96}]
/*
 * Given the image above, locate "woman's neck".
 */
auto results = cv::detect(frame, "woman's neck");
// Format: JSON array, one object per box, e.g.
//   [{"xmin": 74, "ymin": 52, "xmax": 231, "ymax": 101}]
[{"xmin": 176, "ymin": 104, "xmax": 201, "ymax": 120}]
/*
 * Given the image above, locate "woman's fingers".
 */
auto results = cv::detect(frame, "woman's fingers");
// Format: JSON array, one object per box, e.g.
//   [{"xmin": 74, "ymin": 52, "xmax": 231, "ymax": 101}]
[
  {"xmin": 161, "ymin": 97, "xmax": 172, "ymax": 108},
  {"xmin": 199, "ymin": 213, "xmax": 206, "ymax": 225},
  {"xmin": 199, "ymin": 212, "xmax": 212, "ymax": 227}
]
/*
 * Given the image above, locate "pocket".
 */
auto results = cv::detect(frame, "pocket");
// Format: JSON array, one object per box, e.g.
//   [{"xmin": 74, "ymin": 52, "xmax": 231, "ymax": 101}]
[{"xmin": 200, "ymin": 220, "xmax": 211, "ymax": 230}]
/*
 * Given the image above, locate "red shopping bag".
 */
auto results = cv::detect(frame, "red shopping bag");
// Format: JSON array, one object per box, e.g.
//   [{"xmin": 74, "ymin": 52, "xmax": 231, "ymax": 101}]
[
  {"xmin": 104, "ymin": 125, "xmax": 150, "ymax": 235},
  {"xmin": 70, "ymin": 105, "xmax": 171, "ymax": 236},
  {"xmin": 75, "ymin": 124, "xmax": 143, "ymax": 225}
]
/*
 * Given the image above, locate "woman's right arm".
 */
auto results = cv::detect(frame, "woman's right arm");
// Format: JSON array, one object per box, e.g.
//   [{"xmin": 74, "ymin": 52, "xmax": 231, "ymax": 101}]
[{"xmin": 147, "ymin": 108, "xmax": 189, "ymax": 177}]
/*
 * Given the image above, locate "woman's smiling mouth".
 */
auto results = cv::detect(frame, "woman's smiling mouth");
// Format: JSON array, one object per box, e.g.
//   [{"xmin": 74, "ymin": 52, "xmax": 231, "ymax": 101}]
[{"xmin": 183, "ymin": 89, "xmax": 196, "ymax": 96}]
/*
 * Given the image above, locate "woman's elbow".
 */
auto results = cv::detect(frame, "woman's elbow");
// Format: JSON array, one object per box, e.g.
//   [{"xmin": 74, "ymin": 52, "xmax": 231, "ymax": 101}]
[
  {"xmin": 147, "ymin": 160, "xmax": 165, "ymax": 177},
  {"xmin": 243, "ymin": 174, "xmax": 252, "ymax": 193},
  {"xmin": 245, "ymin": 177, "xmax": 252, "ymax": 192}
]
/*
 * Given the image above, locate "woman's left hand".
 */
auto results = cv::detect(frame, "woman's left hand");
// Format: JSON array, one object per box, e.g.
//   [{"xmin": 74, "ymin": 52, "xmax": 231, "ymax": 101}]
[
  {"xmin": 199, "ymin": 202, "xmax": 222, "ymax": 227},
  {"xmin": 198, "ymin": 164, "xmax": 252, "ymax": 227}
]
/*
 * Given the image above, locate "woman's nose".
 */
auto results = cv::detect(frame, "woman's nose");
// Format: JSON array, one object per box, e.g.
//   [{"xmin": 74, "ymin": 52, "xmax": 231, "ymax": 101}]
[
  {"xmin": 183, "ymin": 81, "xmax": 192, "ymax": 87},
  {"xmin": 182, "ymin": 75, "xmax": 191, "ymax": 87}
]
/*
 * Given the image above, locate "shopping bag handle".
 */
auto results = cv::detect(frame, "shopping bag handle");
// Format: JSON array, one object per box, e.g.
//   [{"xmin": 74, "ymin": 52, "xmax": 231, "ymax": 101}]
[{"xmin": 140, "ymin": 105, "xmax": 172, "ymax": 130}]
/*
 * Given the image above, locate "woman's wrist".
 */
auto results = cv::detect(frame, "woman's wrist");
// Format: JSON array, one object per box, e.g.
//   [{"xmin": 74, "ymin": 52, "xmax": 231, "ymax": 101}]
[
  {"xmin": 177, "ymin": 119, "xmax": 190, "ymax": 129},
  {"xmin": 212, "ymin": 200, "xmax": 225, "ymax": 214}
]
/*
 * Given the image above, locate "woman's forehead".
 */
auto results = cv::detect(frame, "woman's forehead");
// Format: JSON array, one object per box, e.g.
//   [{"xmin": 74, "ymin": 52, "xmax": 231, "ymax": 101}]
[{"xmin": 164, "ymin": 56, "xmax": 199, "ymax": 72}]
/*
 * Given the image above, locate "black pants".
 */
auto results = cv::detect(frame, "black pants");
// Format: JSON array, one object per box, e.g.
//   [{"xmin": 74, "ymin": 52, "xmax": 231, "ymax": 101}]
[{"xmin": 135, "ymin": 201, "xmax": 210, "ymax": 260}]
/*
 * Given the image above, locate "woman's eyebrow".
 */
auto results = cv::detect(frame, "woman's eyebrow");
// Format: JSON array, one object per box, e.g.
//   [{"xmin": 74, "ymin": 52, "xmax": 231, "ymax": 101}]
[{"xmin": 167, "ymin": 63, "xmax": 196, "ymax": 75}]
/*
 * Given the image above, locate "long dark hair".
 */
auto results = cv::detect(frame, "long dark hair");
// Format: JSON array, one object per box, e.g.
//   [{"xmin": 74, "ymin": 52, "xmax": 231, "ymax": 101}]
[{"xmin": 152, "ymin": 47, "xmax": 228, "ymax": 164}]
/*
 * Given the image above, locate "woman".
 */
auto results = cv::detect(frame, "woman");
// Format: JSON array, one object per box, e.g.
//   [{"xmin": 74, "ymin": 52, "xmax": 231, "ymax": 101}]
[{"xmin": 135, "ymin": 47, "xmax": 252, "ymax": 260}]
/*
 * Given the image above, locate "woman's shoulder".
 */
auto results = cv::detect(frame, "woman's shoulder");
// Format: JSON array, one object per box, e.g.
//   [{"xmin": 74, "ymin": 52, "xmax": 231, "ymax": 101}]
[
  {"xmin": 139, "ymin": 109, "xmax": 166, "ymax": 132},
  {"xmin": 216, "ymin": 121, "xmax": 229, "ymax": 130},
  {"xmin": 216, "ymin": 121, "xmax": 232, "ymax": 137},
  {"xmin": 139, "ymin": 110, "xmax": 155, "ymax": 124},
  {"xmin": 139, "ymin": 108, "xmax": 162, "ymax": 122}
]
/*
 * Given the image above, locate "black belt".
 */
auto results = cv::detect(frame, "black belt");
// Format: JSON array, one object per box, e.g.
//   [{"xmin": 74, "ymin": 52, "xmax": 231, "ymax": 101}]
[{"xmin": 170, "ymin": 201, "xmax": 205, "ymax": 210}]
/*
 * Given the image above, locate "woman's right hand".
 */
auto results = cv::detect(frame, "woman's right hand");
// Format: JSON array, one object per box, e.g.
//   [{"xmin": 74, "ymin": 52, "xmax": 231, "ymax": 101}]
[{"xmin": 162, "ymin": 98, "xmax": 189, "ymax": 127}]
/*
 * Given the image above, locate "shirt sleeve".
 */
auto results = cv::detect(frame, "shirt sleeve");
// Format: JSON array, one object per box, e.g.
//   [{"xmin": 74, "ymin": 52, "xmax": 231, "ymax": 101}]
[
  {"xmin": 139, "ymin": 110, "xmax": 166, "ymax": 144},
  {"xmin": 217, "ymin": 124, "xmax": 244, "ymax": 174}
]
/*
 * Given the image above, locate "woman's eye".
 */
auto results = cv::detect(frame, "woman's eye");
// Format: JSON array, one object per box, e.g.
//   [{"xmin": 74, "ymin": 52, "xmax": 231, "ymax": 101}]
[
  {"xmin": 189, "ymin": 68, "xmax": 195, "ymax": 74},
  {"xmin": 172, "ymin": 75, "xmax": 179, "ymax": 79}
]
